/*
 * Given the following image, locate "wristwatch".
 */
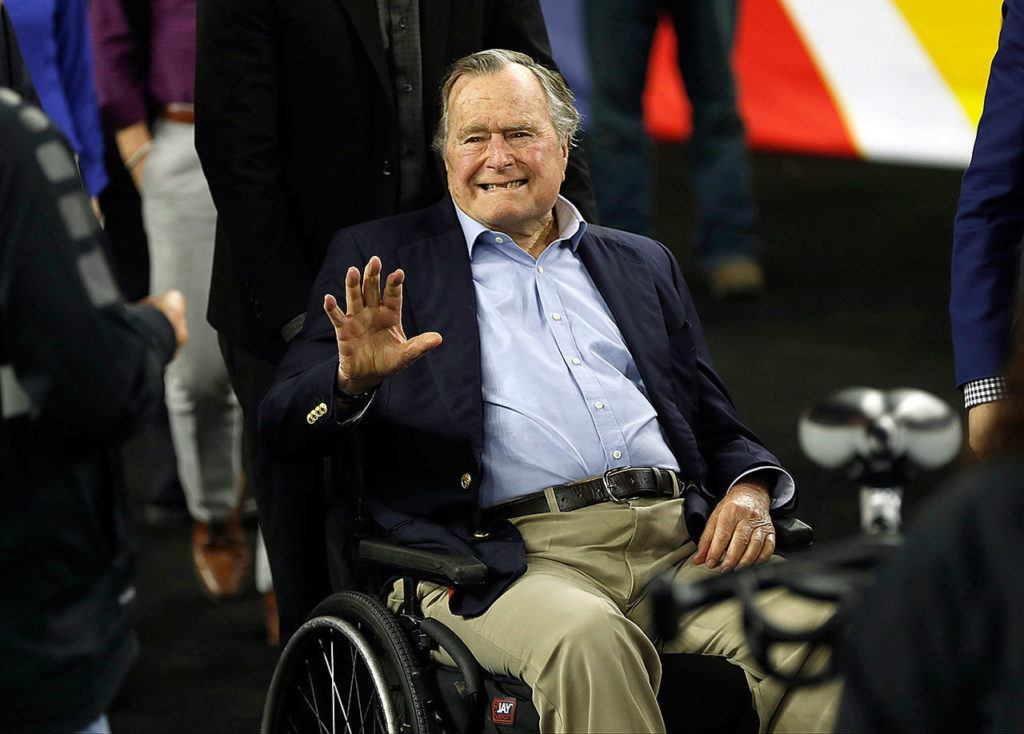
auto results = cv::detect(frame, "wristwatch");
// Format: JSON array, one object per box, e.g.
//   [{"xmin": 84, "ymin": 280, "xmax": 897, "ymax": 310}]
[{"xmin": 334, "ymin": 385, "xmax": 374, "ymax": 405}]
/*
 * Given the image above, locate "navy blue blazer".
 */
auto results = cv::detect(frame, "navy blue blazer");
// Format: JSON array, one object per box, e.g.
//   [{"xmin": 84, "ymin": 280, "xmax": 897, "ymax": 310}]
[
  {"xmin": 260, "ymin": 197, "xmax": 785, "ymax": 615},
  {"xmin": 951, "ymin": 0, "xmax": 1024, "ymax": 387}
]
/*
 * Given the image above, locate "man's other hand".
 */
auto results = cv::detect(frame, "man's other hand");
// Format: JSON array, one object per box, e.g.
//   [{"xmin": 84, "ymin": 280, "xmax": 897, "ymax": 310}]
[
  {"xmin": 146, "ymin": 289, "xmax": 188, "ymax": 353},
  {"xmin": 325, "ymin": 255, "xmax": 443, "ymax": 395},
  {"xmin": 692, "ymin": 479, "xmax": 774, "ymax": 572},
  {"xmin": 968, "ymin": 400, "xmax": 1005, "ymax": 459}
]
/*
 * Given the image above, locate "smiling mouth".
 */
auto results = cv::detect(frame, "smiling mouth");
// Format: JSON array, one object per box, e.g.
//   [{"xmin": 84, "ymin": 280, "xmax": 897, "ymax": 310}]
[{"xmin": 479, "ymin": 180, "xmax": 527, "ymax": 191}]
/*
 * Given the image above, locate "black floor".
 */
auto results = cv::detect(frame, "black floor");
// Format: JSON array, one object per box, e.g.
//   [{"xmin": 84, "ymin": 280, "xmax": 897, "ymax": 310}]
[{"xmin": 109, "ymin": 145, "xmax": 967, "ymax": 732}]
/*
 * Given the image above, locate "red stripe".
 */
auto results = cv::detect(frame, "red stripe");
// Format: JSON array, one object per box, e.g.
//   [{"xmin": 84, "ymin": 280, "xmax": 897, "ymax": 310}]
[{"xmin": 644, "ymin": 0, "xmax": 856, "ymax": 157}]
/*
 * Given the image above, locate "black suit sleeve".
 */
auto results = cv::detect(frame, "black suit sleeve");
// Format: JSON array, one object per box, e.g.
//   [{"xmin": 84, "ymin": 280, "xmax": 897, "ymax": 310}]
[
  {"xmin": 483, "ymin": 0, "xmax": 599, "ymax": 223},
  {"xmin": 0, "ymin": 100, "xmax": 174, "ymax": 451},
  {"xmin": 259, "ymin": 229, "xmax": 373, "ymax": 460},
  {"xmin": 195, "ymin": 0, "xmax": 314, "ymax": 337}
]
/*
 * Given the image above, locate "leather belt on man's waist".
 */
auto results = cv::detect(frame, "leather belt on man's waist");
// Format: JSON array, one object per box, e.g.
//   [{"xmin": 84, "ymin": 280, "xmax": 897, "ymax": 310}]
[
  {"xmin": 161, "ymin": 103, "xmax": 195, "ymax": 124},
  {"xmin": 484, "ymin": 467, "xmax": 683, "ymax": 523}
]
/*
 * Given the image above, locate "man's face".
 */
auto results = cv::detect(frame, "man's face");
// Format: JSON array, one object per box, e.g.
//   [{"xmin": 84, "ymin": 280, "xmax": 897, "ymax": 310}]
[{"xmin": 443, "ymin": 65, "xmax": 569, "ymax": 235}]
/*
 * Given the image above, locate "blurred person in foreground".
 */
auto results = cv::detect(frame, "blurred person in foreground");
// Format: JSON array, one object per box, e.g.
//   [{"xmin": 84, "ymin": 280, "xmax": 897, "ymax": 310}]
[
  {"xmin": 261, "ymin": 49, "xmax": 838, "ymax": 733},
  {"xmin": 0, "ymin": 87, "xmax": 186, "ymax": 732},
  {"xmin": 195, "ymin": 0, "xmax": 597, "ymax": 641},
  {"xmin": 837, "ymin": 328, "xmax": 1024, "ymax": 732},
  {"xmin": 950, "ymin": 0, "xmax": 1024, "ymax": 459},
  {"xmin": 583, "ymin": 0, "xmax": 764, "ymax": 299}
]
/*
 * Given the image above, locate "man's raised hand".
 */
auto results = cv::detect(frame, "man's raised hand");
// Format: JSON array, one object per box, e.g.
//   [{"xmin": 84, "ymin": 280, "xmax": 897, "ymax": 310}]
[{"xmin": 323, "ymin": 256, "xmax": 442, "ymax": 395}]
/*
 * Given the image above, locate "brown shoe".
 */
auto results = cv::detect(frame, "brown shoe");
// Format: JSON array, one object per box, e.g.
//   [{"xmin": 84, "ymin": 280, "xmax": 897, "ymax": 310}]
[
  {"xmin": 709, "ymin": 256, "xmax": 766, "ymax": 300},
  {"xmin": 264, "ymin": 591, "xmax": 280, "ymax": 647},
  {"xmin": 192, "ymin": 516, "xmax": 251, "ymax": 600}
]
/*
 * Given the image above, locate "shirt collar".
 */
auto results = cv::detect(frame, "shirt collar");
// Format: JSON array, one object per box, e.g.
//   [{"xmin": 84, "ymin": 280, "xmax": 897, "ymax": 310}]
[{"xmin": 453, "ymin": 195, "xmax": 589, "ymax": 260}]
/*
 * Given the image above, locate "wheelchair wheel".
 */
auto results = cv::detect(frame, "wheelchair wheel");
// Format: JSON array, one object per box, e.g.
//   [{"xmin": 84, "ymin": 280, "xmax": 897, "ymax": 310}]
[{"xmin": 261, "ymin": 591, "xmax": 432, "ymax": 734}]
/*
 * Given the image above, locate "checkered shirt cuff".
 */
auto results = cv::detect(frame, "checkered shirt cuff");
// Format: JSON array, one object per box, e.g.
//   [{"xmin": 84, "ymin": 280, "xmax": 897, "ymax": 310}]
[{"xmin": 963, "ymin": 376, "xmax": 1009, "ymax": 409}]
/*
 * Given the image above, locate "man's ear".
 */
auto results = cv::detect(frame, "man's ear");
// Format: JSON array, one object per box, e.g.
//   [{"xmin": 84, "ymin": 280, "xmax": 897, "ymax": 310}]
[{"xmin": 561, "ymin": 141, "xmax": 569, "ymax": 179}]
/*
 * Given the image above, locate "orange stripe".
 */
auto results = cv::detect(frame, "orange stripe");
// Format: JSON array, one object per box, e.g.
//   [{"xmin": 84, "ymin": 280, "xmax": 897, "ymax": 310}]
[{"xmin": 644, "ymin": 0, "xmax": 856, "ymax": 157}]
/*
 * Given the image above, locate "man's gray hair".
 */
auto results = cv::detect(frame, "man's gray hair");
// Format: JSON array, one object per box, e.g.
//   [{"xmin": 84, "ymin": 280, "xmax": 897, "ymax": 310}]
[{"xmin": 432, "ymin": 49, "xmax": 581, "ymax": 153}]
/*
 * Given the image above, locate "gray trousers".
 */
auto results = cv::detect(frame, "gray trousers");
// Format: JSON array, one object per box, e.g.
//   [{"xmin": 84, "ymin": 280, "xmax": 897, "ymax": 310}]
[
  {"xmin": 142, "ymin": 119, "xmax": 241, "ymax": 523},
  {"xmin": 394, "ymin": 498, "xmax": 840, "ymax": 733}
]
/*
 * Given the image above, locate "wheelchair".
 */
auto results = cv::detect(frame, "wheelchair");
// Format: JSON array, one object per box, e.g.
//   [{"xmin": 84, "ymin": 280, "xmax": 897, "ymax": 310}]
[{"xmin": 260, "ymin": 515, "xmax": 815, "ymax": 734}]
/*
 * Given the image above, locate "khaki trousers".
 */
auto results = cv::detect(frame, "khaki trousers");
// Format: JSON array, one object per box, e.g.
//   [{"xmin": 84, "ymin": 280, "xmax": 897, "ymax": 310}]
[{"xmin": 392, "ymin": 498, "xmax": 840, "ymax": 733}]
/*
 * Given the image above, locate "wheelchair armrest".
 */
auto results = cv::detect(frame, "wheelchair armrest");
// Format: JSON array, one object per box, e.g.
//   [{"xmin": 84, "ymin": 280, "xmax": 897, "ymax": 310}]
[
  {"xmin": 358, "ymin": 538, "xmax": 488, "ymax": 586},
  {"xmin": 775, "ymin": 516, "xmax": 814, "ymax": 552}
]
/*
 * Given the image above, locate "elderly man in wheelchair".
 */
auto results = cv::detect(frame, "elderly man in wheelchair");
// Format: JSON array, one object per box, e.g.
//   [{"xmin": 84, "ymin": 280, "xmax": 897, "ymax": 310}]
[{"xmin": 259, "ymin": 48, "xmax": 839, "ymax": 733}]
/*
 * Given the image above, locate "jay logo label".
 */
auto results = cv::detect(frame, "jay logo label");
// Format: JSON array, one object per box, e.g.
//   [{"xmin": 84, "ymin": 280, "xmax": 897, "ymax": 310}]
[{"xmin": 491, "ymin": 698, "xmax": 517, "ymax": 725}]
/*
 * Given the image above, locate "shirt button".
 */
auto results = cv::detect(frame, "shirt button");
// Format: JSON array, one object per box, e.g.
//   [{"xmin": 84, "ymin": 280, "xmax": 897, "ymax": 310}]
[
  {"xmin": 403, "ymin": 82, "xmax": 413, "ymax": 93},
  {"xmin": 398, "ymin": 16, "xmax": 408, "ymax": 29},
  {"xmin": 460, "ymin": 473, "xmax": 472, "ymax": 489},
  {"xmin": 595, "ymin": 401, "xmax": 604, "ymax": 410},
  {"xmin": 612, "ymin": 450, "xmax": 622, "ymax": 460},
  {"xmin": 494, "ymin": 236, "xmax": 504, "ymax": 243},
  {"xmin": 537, "ymin": 265, "xmax": 544, "ymax": 273},
  {"xmin": 571, "ymin": 357, "xmax": 581, "ymax": 366},
  {"xmin": 552, "ymin": 313, "xmax": 562, "ymax": 321}
]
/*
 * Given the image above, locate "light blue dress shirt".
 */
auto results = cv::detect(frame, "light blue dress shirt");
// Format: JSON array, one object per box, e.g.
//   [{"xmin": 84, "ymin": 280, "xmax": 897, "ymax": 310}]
[
  {"xmin": 455, "ymin": 197, "xmax": 794, "ymax": 509},
  {"xmin": 457, "ymin": 197, "xmax": 681, "ymax": 507}
]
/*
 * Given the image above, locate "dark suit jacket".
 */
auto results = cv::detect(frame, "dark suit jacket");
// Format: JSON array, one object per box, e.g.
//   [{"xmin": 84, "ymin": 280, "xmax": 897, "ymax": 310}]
[
  {"xmin": 950, "ymin": 0, "xmax": 1024, "ymax": 387},
  {"xmin": 195, "ymin": 0, "xmax": 597, "ymax": 362},
  {"xmin": 260, "ymin": 198, "xmax": 786, "ymax": 615}
]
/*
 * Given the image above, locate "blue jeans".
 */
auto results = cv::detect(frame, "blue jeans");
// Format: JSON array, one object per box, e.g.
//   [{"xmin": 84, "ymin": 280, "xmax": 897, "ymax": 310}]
[{"xmin": 583, "ymin": 0, "xmax": 760, "ymax": 267}]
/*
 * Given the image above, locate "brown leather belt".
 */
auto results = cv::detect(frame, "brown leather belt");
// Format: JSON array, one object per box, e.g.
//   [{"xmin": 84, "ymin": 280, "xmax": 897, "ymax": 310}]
[
  {"xmin": 161, "ymin": 103, "xmax": 195, "ymax": 124},
  {"xmin": 484, "ymin": 467, "xmax": 683, "ymax": 523}
]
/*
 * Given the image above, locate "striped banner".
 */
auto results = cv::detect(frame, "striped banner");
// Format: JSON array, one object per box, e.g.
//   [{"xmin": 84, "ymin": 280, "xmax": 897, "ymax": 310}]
[{"xmin": 644, "ymin": 0, "xmax": 1003, "ymax": 166}]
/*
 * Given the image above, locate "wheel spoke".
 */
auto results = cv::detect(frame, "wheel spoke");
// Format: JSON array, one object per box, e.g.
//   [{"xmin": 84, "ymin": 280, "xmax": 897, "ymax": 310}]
[
  {"xmin": 347, "ymin": 637, "xmax": 360, "ymax": 723},
  {"xmin": 299, "ymin": 688, "xmax": 332, "ymax": 734},
  {"xmin": 330, "ymin": 639, "xmax": 336, "ymax": 734},
  {"xmin": 318, "ymin": 637, "xmax": 353, "ymax": 734},
  {"xmin": 359, "ymin": 690, "xmax": 381, "ymax": 733},
  {"xmin": 321, "ymin": 636, "xmax": 354, "ymax": 734},
  {"xmin": 303, "ymin": 654, "xmax": 332, "ymax": 734}
]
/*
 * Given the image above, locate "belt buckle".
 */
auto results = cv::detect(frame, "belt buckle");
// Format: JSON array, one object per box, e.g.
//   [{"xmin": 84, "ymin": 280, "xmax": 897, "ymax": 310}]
[{"xmin": 601, "ymin": 466, "xmax": 635, "ymax": 504}]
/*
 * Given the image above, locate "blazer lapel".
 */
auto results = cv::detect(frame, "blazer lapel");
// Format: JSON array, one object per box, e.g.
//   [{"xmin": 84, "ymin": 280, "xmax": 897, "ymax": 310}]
[
  {"xmin": 395, "ymin": 201, "xmax": 485, "ymax": 454},
  {"xmin": 578, "ymin": 232, "xmax": 677, "ymax": 411},
  {"xmin": 339, "ymin": 0, "xmax": 394, "ymax": 106}
]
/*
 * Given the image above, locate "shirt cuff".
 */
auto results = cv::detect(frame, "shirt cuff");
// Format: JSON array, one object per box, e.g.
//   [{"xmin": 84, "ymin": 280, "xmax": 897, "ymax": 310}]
[
  {"xmin": 331, "ymin": 387, "xmax": 378, "ymax": 427},
  {"xmin": 962, "ymin": 376, "xmax": 1008, "ymax": 408},
  {"xmin": 727, "ymin": 466, "xmax": 795, "ymax": 511}
]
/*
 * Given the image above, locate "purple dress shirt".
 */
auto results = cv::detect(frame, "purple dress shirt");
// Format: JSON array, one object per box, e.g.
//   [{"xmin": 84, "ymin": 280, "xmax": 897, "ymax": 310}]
[{"xmin": 89, "ymin": 0, "xmax": 196, "ymax": 129}]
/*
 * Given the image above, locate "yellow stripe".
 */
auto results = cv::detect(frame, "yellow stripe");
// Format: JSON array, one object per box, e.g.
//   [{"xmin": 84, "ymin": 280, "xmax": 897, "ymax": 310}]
[{"xmin": 890, "ymin": 0, "xmax": 1003, "ymax": 126}]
